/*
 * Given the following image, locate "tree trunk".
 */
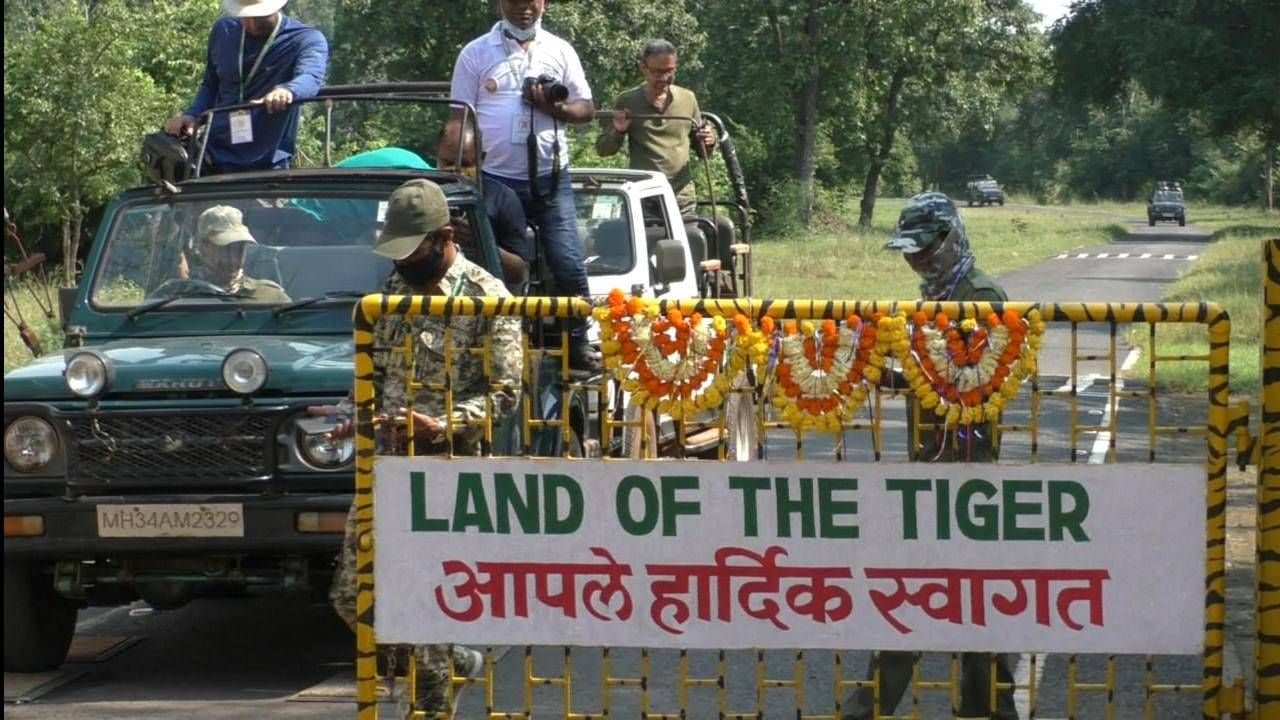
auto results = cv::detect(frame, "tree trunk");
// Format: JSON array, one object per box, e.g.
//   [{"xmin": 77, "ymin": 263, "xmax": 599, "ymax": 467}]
[
  {"xmin": 69, "ymin": 210, "xmax": 83, "ymax": 286},
  {"xmin": 858, "ymin": 67, "xmax": 909, "ymax": 228},
  {"xmin": 793, "ymin": 0, "xmax": 822, "ymax": 228},
  {"xmin": 1266, "ymin": 135, "xmax": 1275, "ymax": 212},
  {"xmin": 61, "ymin": 218, "xmax": 74, "ymax": 288}
]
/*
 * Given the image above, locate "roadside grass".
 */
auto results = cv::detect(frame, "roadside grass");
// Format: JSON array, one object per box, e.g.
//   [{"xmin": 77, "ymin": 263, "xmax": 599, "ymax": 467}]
[
  {"xmin": 1127, "ymin": 229, "xmax": 1278, "ymax": 395},
  {"xmin": 754, "ymin": 196, "xmax": 1130, "ymax": 300},
  {"xmin": 3, "ymin": 274, "xmax": 64, "ymax": 374},
  {"xmin": 1122, "ymin": 206, "xmax": 1278, "ymax": 394}
]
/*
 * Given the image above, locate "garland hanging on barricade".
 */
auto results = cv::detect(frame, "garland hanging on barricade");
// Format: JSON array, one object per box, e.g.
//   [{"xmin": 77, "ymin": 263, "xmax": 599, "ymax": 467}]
[
  {"xmin": 899, "ymin": 309, "xmax": 1045, "ymax": 427},
  {"xmin": 594, "ymin": 290, "xmax": 1044, "ymax": 431}
]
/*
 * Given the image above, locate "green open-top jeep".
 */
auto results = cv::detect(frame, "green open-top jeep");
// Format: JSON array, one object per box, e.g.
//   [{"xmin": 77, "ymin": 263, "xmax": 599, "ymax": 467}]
[{"xmin": 1, "ymin": 85, "xmax": 531, "ymax": 672}]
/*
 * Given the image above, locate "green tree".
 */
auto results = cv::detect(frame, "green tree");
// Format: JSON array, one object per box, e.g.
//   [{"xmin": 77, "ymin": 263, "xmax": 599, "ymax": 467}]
[
  {"xmin": 3, "ymin": 1, "xmax": 185, "ymax": 285},
  {"xmin": 1054, "ymin": 0, "xmax": 1280, "ymax": 209}
]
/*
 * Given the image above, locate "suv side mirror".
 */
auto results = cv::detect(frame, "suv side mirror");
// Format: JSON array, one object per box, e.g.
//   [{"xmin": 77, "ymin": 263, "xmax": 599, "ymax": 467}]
[{"xmin": 653, "ymin": 238, "xmax": 687, "ymax": 285}]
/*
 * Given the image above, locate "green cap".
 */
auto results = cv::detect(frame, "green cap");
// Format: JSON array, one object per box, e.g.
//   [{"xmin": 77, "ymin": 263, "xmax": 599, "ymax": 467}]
[
  {"xmin": 374, "ymin": 179, "xmax": 450, "ymax": 260},
  {"xmin": 885, "ymin": 192, "xmax": 962, "ymax": 254}
]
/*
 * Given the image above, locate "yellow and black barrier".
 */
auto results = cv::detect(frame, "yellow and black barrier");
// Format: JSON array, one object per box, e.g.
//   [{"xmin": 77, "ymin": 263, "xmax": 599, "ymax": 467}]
[{"xmin": 349, "ymin": 293, "xmax": 1240, "ymax": 719}]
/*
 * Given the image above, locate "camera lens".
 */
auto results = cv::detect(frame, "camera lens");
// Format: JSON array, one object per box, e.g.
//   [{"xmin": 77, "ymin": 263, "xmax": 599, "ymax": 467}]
[{"xmin": 546, "ymin": 82, "xmax": 569, "ymax": 103}]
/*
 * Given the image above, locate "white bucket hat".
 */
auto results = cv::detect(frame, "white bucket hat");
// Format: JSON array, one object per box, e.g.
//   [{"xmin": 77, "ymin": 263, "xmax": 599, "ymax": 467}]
[{"xmin": 222, "ymin": 0, "xmax": 287, "ymax": 18}]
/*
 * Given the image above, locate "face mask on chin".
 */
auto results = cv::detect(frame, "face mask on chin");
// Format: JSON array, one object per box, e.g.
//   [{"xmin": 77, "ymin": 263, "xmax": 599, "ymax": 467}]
[
  {"xmin": 395, "ymin": 243, "xmax": 446, "ymax": 288},
  {"xmin": 501, "ymin": 17, "xmax": 540, "ymax": 42}
]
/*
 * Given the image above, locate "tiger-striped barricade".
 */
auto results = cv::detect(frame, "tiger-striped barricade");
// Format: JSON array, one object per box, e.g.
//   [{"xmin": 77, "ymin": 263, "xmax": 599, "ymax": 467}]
[
  {"xmin": 350, "ymin": 293, "xmax": 1243, "ymax": 719},
  {"xmin": 1258, "ymin": 239, "xmax": 1280, "ymax": 718}
]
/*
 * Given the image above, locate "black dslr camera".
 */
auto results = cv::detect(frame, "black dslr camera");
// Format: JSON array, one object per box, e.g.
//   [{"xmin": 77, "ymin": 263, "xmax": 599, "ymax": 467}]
[{"xmin": 522, "ymin": 74, "xmax": 569, "ymax": 104}]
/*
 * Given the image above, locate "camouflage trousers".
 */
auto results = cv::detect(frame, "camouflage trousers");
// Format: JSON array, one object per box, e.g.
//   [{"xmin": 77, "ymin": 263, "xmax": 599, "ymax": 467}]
[{"xmin": 331, "ymin": 503, "xmax": 475, "ymax": 713}]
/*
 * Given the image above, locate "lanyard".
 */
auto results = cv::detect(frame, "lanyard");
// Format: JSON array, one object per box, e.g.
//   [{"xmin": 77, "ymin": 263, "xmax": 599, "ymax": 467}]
[
  {"xmin": 447, "ymin": 266, "xmax": 466, "ymax": 297},
  {"xmin": 500, "ymin": 30, "xmax": 535, "ymax": 86},
  {"xmin": 239, "ymin": 17, "xmax": 283, "ymax": 103}
]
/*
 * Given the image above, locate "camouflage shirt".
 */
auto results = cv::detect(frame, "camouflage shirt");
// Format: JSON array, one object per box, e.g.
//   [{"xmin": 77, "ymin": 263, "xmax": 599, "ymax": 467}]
[{"xmin": 372, "ymin": 254, "xmax": 522, "ymax": 451}]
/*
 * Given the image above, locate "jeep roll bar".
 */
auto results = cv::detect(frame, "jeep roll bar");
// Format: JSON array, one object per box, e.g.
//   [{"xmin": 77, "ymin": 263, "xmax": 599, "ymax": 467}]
[{"xmin": 186, "ymin": 83, "xmax": 482, "ymax": 193}]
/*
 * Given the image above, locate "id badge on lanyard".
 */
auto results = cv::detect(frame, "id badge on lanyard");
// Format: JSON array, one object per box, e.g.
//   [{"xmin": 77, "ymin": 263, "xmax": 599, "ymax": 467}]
[
  {"xmin": 232, "ymin": 18, "xmax": 282, "ymax": 144},
  {"xmin": 503, "ymin": 35, "xmax": 536, "ymax": 146}
]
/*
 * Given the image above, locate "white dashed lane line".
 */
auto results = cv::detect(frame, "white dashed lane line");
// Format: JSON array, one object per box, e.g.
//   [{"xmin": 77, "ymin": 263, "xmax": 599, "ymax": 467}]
[{"xmin": 1054, "ymin": 252, "xmax": 1198, "ymax": 261}]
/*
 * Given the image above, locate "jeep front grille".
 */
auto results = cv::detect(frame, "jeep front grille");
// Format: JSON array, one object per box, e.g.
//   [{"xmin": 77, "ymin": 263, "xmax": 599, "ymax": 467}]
[{"xmin": 66, "ymin": 412, "xmax": 276, "ymax": 487}]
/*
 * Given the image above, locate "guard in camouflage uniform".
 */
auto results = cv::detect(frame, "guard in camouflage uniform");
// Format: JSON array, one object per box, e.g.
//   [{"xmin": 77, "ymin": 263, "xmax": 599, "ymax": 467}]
[
  {"xmin": 328, "ymin": 179, "xmax": 522, "ymax": 715},
  {"xmin": 842, "ymin": 192, "xmax": 1016, "ymax": 720},
  {"xmin": 188, "ymin": 205, "xmax": 291, "ymax": 302}
]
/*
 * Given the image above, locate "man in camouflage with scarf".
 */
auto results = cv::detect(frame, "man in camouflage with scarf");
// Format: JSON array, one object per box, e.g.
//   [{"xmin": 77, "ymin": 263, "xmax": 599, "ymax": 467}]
[
  {"xmin": 324, "ymin": 179, "xmax": 523, "ymax": 716},
  {"xmin": 842, "ymin": 192, "xmax": 1015, "ymax": 720}
]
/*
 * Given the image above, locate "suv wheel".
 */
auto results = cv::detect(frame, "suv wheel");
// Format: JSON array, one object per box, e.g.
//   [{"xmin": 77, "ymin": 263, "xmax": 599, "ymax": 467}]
[
  {"xmin": 1178, "ymin": 216, "xmax": 1186, "ymax": 227},
  {"xmin": 1149, "ymin": 218, "xmax": 1156, "ymax": 227},
  {"xmin": 4, "ymin": 562, "xmax": 78, "ymax": 673},
  {"xmin": 998, "ymin": 198, "xmax": 1004, "ymax": 207}
]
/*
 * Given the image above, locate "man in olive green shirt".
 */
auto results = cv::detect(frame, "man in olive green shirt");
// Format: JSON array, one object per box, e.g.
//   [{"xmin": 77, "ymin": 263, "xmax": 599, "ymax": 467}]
[{"xmin": 595, "ymin": 39, "xmax": 715, "ymax": 218}]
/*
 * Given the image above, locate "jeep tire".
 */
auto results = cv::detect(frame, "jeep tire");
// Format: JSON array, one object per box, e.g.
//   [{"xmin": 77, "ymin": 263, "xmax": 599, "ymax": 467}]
[
  {"xmin": 1178, "ymin": 217, "xmax": 1186, "ymax": 227},
  {"xmin": 998, "ymin": 198, "xmax": 1004, "ymax": 207},
  {"xmin": 4, "ymin": 562, "xmax": 78, "ymax": 673},
  {"xmin": 1149, "ymin": 218, "xmax": 1156, "ymax": 227}
]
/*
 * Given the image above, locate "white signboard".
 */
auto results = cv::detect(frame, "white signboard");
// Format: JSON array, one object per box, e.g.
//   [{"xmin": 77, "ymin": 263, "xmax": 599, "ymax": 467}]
[{"xmin": 373, "ymin": 458, "xmax": 1204, "ymax": 654}]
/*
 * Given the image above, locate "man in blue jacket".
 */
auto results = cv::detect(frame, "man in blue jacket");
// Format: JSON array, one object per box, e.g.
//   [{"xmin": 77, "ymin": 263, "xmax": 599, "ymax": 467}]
[{"xmin": 165, "ymin": 0, "xmax": 328, "ymax": 173}]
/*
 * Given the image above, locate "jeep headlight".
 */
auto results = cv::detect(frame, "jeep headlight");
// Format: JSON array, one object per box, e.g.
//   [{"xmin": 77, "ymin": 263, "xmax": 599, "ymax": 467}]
[
  {"xmin": 65, "ymin": 352, "xmax": 110, "ymax": 398},
  {"xmin": 297, "ymin": 428, "xmax": 354, "ymax": 470},
  {"xmin": 222, "ymin": 349, "xmax": 268, "ymax": 395},
  {"xmin": 5, "ymin": 417, "xmax": 58, "ymax": 472}
]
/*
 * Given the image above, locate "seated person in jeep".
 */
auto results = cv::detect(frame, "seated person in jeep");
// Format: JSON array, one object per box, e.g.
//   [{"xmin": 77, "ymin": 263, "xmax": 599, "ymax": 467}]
[{"xmin": 177, "ymin": 205, "xmax": 291, "ymax": 301}]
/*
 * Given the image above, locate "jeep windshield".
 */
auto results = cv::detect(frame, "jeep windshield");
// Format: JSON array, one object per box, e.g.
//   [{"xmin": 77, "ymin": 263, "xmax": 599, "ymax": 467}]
[
  {"xmin": 1153, "ymin": 191, "xmax": 1183, "ymax": 203},
  {"xmin": 574, "ymin": 190, "xmax": 635, "ymax": 275},
  {"xmin": 91, "ymin": 191, "xmax": 396, "ymax": 312}
]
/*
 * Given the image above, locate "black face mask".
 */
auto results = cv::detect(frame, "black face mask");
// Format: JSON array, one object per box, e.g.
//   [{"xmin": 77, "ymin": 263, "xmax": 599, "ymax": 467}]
[{"xmin": 394, "ymin": 243, "xmax": 446, "ymax": 288}]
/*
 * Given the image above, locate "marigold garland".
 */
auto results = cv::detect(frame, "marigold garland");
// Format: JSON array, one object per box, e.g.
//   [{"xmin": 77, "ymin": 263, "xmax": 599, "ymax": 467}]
[
  {"xmin": 594, "ymin": 289, "xmax": 767, "ymax": 420},
  {"xmin": 898, "ymin": 308, "xmax": 1045, "ymax": 427},
  {"xmin": 767, "ymin": 313, "xmax": 900, "ymax": 432}
]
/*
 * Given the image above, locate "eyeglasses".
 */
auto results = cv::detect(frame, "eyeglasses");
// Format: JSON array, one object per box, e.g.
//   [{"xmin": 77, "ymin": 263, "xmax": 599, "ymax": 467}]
[{"xmin": 643, "ymin": 65, "xmax": 677, "ymax": 79}]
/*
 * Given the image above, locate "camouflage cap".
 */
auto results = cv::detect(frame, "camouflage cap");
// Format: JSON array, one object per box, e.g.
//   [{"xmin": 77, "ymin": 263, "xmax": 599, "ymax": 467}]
[
  {"xmin": 373, "ymin": 179, "xmax": 450, "ymax": 260},
  {"xmin": 198, "ymin": 205, "xmax": 256, "ymax": 247},
  {"xmin": 885, "ymin": 192, "xmax": 963, "ymax": 254}
]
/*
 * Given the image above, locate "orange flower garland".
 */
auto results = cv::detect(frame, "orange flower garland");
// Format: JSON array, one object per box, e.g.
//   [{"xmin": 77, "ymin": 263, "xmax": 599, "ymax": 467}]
[
  {"xmin": 898, "ymin": 308, "xmax": 1045, "ymax": 426},
  {"xmin": 768, "ymin": 313, "xmax": 902, "ymax": 432},
  {"xmin": 595, "ymin": 290, "xmax": 764, "ymax": 420}
]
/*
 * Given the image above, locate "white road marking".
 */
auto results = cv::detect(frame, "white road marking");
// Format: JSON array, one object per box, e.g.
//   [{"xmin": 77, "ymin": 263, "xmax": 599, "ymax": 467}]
[
  {"xmin": 1053, "ymin": 373, "xmax": 1099, "ymax": 394},
  {"xmin": 1055, "ymin": 252, "xmax": 1197, "ymax": 261},
  {"xmin": 1088, "ymin": 348, "xmax": 1137, "ymax": 465},
  {"xmin": 74, "ymin": 603, "xmax": 141, "ymax": 633},
  {"xmin": 1013, "ymin": 652, "xmax": 1047, "ymax": 719}
]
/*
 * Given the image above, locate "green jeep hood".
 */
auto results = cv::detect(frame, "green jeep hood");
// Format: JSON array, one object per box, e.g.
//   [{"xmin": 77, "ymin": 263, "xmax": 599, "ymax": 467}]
[{"xmin": 3, "ymin": 334, "xmax": 355, "ymax": 401}]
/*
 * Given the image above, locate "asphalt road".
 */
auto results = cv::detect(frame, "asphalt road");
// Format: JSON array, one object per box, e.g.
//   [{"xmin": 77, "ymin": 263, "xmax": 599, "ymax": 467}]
[{"xmin": 5, "ymin": 218, "xmax": 1230, "ymax": 719}]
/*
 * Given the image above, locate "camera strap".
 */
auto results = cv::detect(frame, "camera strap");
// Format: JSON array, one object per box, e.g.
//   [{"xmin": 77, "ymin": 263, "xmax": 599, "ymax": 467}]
[{"xmin": 527, "ymin": 107, "xmax": 560, "ymax": 206}]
